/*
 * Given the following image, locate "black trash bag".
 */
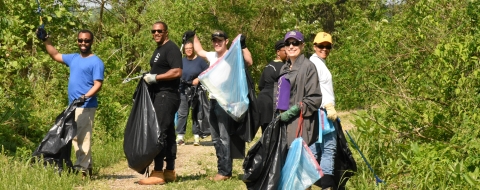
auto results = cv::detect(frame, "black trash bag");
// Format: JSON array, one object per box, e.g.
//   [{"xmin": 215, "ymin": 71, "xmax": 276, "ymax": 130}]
[
  {"xmin": 124, "ymin": 79, "xmax": 162, "ymax": 174},
  {"xmin": 332, "ymin": 119, "xmax": 357, "ymax": 190},
  {"xmin": 32, "ymin": 99, "xmax": 83, "ymax": 173},
  {"xmin": 236, "ymin": 69, "xmax": 260, "ymax": 142},
  {"xmin": 243, "ymin": 118, "xmax": 288, "ymax": 190},
  {"xmin": 191, "ymin": 85, "xmax": 211, "ymax": 137},
  {"xmin": 230, "ymin": 133, "xmax": 246, "ymax": 159},
  {"xmin": 313, "ymin": 119, "xmax": 358, "ymax": 189}
]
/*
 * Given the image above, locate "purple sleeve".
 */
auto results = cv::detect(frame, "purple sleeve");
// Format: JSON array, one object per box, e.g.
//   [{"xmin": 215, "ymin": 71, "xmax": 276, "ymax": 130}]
[{"xmin": 276, "ymin": 75, "xmax": 291, "ymax": 111}]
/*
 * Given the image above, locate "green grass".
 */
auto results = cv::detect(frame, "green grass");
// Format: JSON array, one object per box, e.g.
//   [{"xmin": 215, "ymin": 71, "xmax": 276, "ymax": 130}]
[
  {"xmin": 4, "ymin": 108, "xmax": 479, "ymax": 189},
  {"xmin": 0, "ymin": 138, "xmax": 124, "ymax": 190}
]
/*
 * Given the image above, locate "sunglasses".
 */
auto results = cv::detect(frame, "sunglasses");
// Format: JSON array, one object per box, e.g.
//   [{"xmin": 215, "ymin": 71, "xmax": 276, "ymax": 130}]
[
  {"xmin": 285, "ymin": 40, "xmax": 302, "ymax": 46},
  {"xmin": 316, "ymin": 44, "xmax": 332, "ymax": 50},
  {"xmin": 151, "ymin": 30, "xmax": 165, "ymax": 34},
  {"xmin": 77, "ymin": 39, "xmax": 92, "ymax": 43}
]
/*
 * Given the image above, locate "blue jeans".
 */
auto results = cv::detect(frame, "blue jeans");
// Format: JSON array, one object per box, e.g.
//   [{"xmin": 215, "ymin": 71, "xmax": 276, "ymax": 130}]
[
  {"xmin": 209, "ymin": 99, "xmax": 236, "ymax": 176},
  {"xmin": 309, "ymin": 130, "xmax": 337, "ymax": 175},
  {"xmin": 176, "ymin": 93, "xmax": 199, "ymax": 135}
]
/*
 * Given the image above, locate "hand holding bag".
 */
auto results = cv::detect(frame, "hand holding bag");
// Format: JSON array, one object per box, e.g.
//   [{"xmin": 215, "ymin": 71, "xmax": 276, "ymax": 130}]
[{"xmin": 279, "ymin": 103, "xmax": 322, "ymax": 190}]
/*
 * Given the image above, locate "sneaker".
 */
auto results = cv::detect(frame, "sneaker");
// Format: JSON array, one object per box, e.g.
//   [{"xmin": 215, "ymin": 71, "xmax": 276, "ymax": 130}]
[
  {"xmin": 193, "ymin": 136, "xmax": 200, "ymax": 146},
  {"xmin": 176, "ymin": 138, "xmax": 184, "ymax": 146},
  {"xmin": 193, "ymin": 135, "xmax": 200, "ymax": 146}
]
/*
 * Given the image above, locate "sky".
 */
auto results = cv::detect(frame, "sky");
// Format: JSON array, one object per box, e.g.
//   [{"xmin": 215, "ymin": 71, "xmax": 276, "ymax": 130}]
[{"xmin": 77, "ymin": 0, "xmax": 111, "ymax": 9}]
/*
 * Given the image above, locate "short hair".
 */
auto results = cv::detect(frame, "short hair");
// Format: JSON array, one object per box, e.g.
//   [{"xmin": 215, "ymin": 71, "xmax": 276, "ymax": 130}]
[
  {"xmin": 78, "ymin": 29, "xmax": 94, "ymax": 41},
  {"xmin": 183, "ymin": 40, "xmax": 193, "ymax": 54},
  {"xmin": 184, "ymin": 40, "xmax": 193, "ymax": 45},
  {"xmin": 153, "ymin": 21, "xmax": 168, "ymax": 31}
]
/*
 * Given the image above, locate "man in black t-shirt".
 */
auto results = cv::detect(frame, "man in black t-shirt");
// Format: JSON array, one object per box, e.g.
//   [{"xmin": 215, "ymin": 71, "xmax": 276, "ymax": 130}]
[
  {"xmin": 139, "ymin": 21, "xmax": 183, "ymax": 185},
  {"xmin": 257, "ymin": 40, "xmax": 287, "ymax": 132}
]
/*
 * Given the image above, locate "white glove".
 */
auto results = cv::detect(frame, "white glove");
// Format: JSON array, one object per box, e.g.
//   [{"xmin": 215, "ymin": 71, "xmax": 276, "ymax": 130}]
[
  {"xmin": 143, "ymin": 73, "xmax": 157, "ymax": 84},
  {"xmin": 325, "ymin": 103, "xmax": 338, "ymax": 121}
]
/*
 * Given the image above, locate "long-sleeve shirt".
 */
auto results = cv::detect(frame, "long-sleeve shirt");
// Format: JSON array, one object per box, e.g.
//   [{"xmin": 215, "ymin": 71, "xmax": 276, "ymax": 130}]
[{"xmin": 310, "ymin": 53, "xmax": 335, "ymax": 108}]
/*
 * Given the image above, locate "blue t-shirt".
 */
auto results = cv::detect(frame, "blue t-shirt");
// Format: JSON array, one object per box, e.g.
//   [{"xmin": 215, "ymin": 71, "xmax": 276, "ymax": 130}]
[
  {"xmin": 62, "ymin": 53, "xmax": 105, "ymax": 108},
  {"xmin": 181, "ymin": 56, "xmax": 209, "ymax": 81},
  {"xmin": 180, "ymin": 56, "xmax": 209, "ymax": 92}
]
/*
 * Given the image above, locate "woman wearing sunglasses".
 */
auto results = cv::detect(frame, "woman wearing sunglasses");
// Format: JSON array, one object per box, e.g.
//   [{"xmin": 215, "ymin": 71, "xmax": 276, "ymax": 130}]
[
  {"xmin": 276, "ymin": 30, "xmax": 322, "ymax": 147},
  {"xmin": 309, "ymin": 32, "xmax": 338, "ymax": 190}
]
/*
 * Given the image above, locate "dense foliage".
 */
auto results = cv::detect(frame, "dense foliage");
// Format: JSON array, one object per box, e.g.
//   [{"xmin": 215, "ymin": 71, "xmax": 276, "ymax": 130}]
[{"xmin": 1, "ymin": 0, "xmax": 479, "ymax": 188}]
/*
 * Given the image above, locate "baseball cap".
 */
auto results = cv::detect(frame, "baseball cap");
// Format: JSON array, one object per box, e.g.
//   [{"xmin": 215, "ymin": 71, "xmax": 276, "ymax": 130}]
[
  {"xmin": 212, "ymin": 30, "xmax": 228, "ymax": 40},
  {"xmin": 275, "ymin": 40, "xmax": 285, "ymax": 50},
  {"xmin": 313, "ymin": 32, "xmax": 332, "ymax": 44},
  {"xmin": 284, "ymin": 30, "xmax": 304, "ymax": 42}
]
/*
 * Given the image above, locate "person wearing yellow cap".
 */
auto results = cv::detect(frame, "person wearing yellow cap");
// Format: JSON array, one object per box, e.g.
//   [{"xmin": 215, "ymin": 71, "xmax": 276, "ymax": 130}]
[{"xmin": 308, "ymin": 32, "xmax": 337, "ymax": 190}]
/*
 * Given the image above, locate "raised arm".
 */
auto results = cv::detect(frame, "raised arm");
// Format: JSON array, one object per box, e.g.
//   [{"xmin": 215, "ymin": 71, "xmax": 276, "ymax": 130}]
[
  {"xmin": 193, "ymin": 35, "xmax": 207, "ymax": 59},
  {"xmin": 239, "ymin": 35, "xmax": 252, "ymax": 67},
  {"xmin": 43, "ymin": 39, "xmax": 64, "ymax": 63},
  {"xmin": 36, "ymin": 28, "xmax": 64, "ymax": 63},
  {"xmin": 242, "ymin": 48, "xmax": 253, "ymax": 67}
]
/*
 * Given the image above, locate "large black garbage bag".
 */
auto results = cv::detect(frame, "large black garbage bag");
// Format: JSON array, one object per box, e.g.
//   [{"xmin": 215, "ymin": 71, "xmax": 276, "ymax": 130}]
[
  {"xmin": 191, "ymin": 85, "xmax": 211, "ymax": 137},
  {"xmin": 243, "ymin": 118, "xmax": 288, "ymax": 190},
  {"xmin": 32, "ymin": 99, "xmax": 82, "ymax": 172},
  {"xmin": 237, "ymin": 69, "xmax": 260, "ymax": 142},
  {"xmin": 124, "ymin": 80, "xmax": 162, "ymax": 174},
  {"xmin": 332, "ymin": 120, "xmax": 357, "ymax": 190}
]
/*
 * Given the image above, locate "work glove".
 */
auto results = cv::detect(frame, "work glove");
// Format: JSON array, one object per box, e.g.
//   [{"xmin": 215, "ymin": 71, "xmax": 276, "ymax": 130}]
[
  {"xmin": 240, "ymin": 35, "xmax": 246, "ymax": 49},
  {"xmin": 143, "ymin": 73, "xmax": 157, "ymax": 84},
  {"xmin": 79, "ymin": 94, "xmax": 90, "ymax": 103},
  {"xmin": 279, "ymin": 104, "xmax": 300, "ymax": 122},
  {"xmin": 324, "ymin": 103, "xmax": 338, "ymax": 121},
  {"xmin": 183, "ymin": 30, "xmax": 196, "ymax": 44},
  {"xmin": 36, "ymin": 27, "xmax": 49, "ymax": 41}
]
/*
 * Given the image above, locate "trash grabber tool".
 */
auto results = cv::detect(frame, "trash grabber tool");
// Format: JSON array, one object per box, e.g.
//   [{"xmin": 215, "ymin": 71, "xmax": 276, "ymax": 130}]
[
  {"xmin": 345, "ymin": 130, "xmax": 385, "ymax": 185},
  {"xmin": 122, "ymin": 75, "xmax": 143, "ymax": 84},
  {"xmin": 180, "ymin": 28, "xmax": 196, "ymax": 53},
  {"xmin": 35, "ymin": 0, "xmax": 44, "ymax": 28}
]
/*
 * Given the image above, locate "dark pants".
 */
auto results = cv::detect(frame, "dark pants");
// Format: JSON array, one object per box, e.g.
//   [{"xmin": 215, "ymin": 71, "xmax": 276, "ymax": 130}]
[
  {"xmin": 152, "ymin": 91, "xmax": 180, "ymax": 171},
  {"xmin": 209, "ymin": 99, "xmax": 237, "ymax": 176},
  {"xmin": 176, "ymin": 93, "xmax": 199, "ymax": 135}
]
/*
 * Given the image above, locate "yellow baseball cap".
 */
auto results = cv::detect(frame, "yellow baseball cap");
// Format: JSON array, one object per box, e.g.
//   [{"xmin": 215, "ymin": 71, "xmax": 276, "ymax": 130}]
[{"xmin": 313, "ymin": 32, "xmax": 332, "ymax": 44}]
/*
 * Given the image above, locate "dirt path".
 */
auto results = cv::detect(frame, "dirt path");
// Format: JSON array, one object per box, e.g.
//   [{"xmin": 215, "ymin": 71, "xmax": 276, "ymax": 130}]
[
  {"xmin": 81, "ymin": 111, "xmax": 357, "ymax": 190},
  {"xmin": 81, "ymin": 138, "xmax": 217, "ymax": 190}
]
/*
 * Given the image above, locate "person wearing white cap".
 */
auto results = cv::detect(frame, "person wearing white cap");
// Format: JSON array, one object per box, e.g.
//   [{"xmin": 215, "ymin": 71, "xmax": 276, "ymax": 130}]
[{"xmin": 309, "ymin": 31, "xmax": 337, "ymax": 190}]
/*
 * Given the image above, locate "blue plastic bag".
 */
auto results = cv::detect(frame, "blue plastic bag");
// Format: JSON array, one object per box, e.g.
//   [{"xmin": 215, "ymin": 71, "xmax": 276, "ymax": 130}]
[
  {"xmin": 174, "ymin": 112, "xmax": 178, "ymax": 128},
  {"xmin": 317, "ymin": 109, "xmax": 336, "ymax": 143},
  {"xmin": 198, "ymin": 34, "xmax": 249, "ymax": 121},
  {"xmin": 279, "ymin": 137, "xmax": 322, "ymax": 190}
]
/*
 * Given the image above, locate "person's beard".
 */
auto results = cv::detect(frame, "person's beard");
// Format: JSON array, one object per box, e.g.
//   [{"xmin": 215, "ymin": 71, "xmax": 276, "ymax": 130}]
[{"xmin": 79, "ymin": 45, "xmax": 92, "ymax": 54}]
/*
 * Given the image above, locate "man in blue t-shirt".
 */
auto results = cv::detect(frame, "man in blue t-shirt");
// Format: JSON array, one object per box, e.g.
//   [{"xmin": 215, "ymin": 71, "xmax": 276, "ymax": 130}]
[
  {"xmin": 36, "ymin": 28, "xmax": 105, "ymax": 178},
  {"xmin": 176, "ymin": 41, "xmax": 209, "ymax": 146}
]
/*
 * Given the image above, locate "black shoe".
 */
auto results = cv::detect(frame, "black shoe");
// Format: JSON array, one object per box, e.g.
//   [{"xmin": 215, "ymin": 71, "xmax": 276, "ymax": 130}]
[{"xmin": 321, "ymin": 175, "xmax": 335, "ymax": 190}]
